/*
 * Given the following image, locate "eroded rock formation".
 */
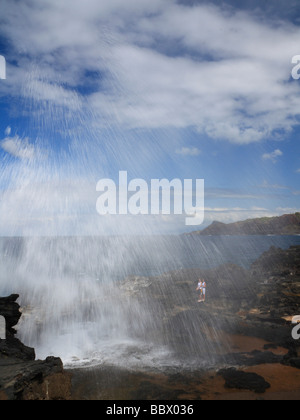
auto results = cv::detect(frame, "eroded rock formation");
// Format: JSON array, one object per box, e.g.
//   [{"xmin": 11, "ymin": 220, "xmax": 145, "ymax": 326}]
[{"xmin": 0, "ymin": 295, "xmax": 71, "ymax": 400}]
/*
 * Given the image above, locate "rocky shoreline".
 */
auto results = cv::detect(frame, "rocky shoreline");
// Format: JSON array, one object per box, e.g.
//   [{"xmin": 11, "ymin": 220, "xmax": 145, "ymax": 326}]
[
  {"xmin": 68, "ymin": 244, "xmax": 300, "ymax": 400},
  {"xmin": 1, "ymin": 245, "xmax": 300, "ymax": 400},
  {"xmin": 108, "ymin": 244, "xmax": 300, "ymax": 399}
]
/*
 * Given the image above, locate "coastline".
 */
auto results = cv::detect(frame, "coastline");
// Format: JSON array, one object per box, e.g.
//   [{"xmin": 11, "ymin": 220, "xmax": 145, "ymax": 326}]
[
  {"xmin": 187, "ymin": 213, "xmax": 300, "ymax": 236},
  {"xmin": 69, "ymin": 244, "xmax": 300, "ymax": 400},
  {"xmin": 1, "ymin": 243, "xmax": 299, "ymax": 400}
]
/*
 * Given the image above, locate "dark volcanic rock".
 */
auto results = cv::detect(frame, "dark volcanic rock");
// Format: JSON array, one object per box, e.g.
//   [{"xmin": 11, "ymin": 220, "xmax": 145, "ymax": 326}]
[
  {"xmin": 121, "ymin": 245, "xmax": 300, "ymax": 371},
  {"xmin": 0, "ymin": 294, "xmax": 35, "ymax": 361},
  {"xmin": 249, "ymin": 246, "xmax": 300, "ymax": 339},
  {"xmin": 0, "ymin": 294, "xmax": 22, "ymax": 338},
  {"xmin": 289, "ymin": 358, "xmax": 300, "ymax": 369},
  {"xmin": 0, "ymin": 295, "xmax": 71, "ymax": 400},
  {"xmin": 0, "ymin": 356, "xmax": 71, "ymax": 400},
  {"xmin": 0, "ymin": 337, "xmax": 35, "ymax": 361},
  {"xmin": 218, "ymin": 368, "xmax": 271, "ymax": 394},
  {"xmin": 251, "ymin": 245, "xmax": 300, "ymax": 278}
]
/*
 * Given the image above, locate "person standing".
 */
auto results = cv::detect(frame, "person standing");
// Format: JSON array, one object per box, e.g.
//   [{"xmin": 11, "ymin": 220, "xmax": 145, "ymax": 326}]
[
  {"xmin": 202, "ymin": 280, "xmax": 206, "ymax": 302},
  {"xmin": 196, "ymin": 279, "xmax": 203, "ymax": 303}
]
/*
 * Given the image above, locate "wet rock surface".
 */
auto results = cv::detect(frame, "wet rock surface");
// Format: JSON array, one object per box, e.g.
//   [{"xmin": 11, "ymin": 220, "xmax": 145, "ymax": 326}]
[
  {"xmin": 218, "ymin": 368, "xmax": 271, "ymax": 394},
  {"xmin": 0, "ymin": 295, "xmax": 71, "ymax": 400},
  {"xmin": 0, "ymin": 356, "xmax": 71, "ymax": 400},
  {"xmin": 1, "ymin": 245, "xmax": 300, "ymax": 400},
  {"xmin": 107, "ymin": 245, "xmax": 300, "ymax": 399},
  {"xmin": 0, "ymin": 295, "xmax": 22, "ymax": 338},
  {"xmin": 121, "ymin": 245, "xmax": 300, "ymax": 359}
]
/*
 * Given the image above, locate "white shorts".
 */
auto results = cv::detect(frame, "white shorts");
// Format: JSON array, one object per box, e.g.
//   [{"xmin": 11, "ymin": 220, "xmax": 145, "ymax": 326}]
[{"xmin": 202, "ymin": 288, "xmax": 206, "ymax": 296}]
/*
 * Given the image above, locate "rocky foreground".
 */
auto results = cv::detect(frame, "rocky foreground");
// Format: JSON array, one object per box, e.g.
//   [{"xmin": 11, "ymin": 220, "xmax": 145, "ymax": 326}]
[
  {"xmin": 108, "ymin": 245, "xmax": 300, "ymax": 400},
  {"xmin": 0, "ymin": 295, "xmax": 71, "ymax": 400},
  {"xmin": 1, "ymin": 245, "xmax": 300, "ymax": 400}
]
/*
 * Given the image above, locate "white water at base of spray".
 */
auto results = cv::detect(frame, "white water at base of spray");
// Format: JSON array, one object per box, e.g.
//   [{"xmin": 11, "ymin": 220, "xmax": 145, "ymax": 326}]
[
  {"xmin": 0, "ymin": 235, "xmax": 230, "ymax": 369},
  {"xmin": 0, "ymin": 236, "xmax": 156, "ymax": 366}
]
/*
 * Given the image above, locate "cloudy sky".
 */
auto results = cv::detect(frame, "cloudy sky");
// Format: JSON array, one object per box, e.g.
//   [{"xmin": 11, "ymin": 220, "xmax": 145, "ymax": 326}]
[{"xmin": 0, "ymin": 0, "xmax": 300, "ymax": 235}]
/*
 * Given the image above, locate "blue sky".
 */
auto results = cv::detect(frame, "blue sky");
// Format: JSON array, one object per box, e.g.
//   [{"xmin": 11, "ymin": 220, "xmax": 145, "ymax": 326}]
[{"xmin": 0, "ymin": 0, "xmax": 300, "ymax": 235}]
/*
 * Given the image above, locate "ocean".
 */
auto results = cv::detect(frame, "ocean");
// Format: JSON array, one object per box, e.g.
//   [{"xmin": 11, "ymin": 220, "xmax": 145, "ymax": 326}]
[{"xmin": 1, "ymin": 234, "xmax": 299, "ymax": 281}]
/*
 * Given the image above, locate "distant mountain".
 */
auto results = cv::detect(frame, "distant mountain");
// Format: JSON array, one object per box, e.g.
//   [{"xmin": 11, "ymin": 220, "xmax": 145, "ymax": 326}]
[{"xmin": 189, "ymin": 213, "xmax": 300, "ymax": 236}]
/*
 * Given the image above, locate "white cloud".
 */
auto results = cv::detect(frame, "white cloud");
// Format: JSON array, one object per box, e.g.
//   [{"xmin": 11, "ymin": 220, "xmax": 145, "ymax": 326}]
[
  {"xmin": 175, "ymin": 147, "xmax": 201, "ymax": 156},
  {"xmin": 1, "ymin": 1, "xmax": 300, "ymax": 145},
  {"xmin": 23, "ymin": 79, "xmax": 82, "ymax": 110},
  {"xmin": 262, "ymin": 149, "xmax": 283, "ymax": 163},
  {"xmin": 296, "ymin": 169, "xmax": 300, "ymax": 174},
  {"xmin": 0, "ymin": 1, "xmax": 299, "ymax": 236},
  {"xmin": 1, "ymin": 135, "xmax": 36, "ymax": 161}
]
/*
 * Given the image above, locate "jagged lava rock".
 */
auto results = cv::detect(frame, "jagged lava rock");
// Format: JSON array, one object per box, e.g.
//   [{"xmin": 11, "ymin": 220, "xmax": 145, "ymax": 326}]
[
  {"xmin": 218, "ymin": 368, "xmax": 271, "ymax": 394},
  {"xmin": 0, "ymin": 295, "xmax": 71, "ymax": 400},
  {"xmin": 0, "ymin": 294, "xmax": 22, "ymax": 338}
]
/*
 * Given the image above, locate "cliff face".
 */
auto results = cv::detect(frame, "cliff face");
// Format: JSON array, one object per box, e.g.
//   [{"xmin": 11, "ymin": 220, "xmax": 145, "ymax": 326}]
[
  {"xmin": 190, "ymin": 213, "xmax": 300, "ymax": 236},
  {"xmin": 0, "ymin": 295, "xmax": 71, "ymax": 400}
]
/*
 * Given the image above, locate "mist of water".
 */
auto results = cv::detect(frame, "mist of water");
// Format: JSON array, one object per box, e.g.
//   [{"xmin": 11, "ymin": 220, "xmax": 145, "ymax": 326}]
[
  {"xmin": 0, "ymin": 60, "xmax": 222, "ymax": 368},
  {"xmin": 0, "ymin": 233, "xmax": 234, "ymax": 368},
  {"xmin": 1, "ymin": 233, "xmax": 298, "ymax": 368},
  {"xmin": 0, "ymin": 237, "xmax": 149, "ymax": 364},
  {"xmin": 1, "ymin": 52, "xmax": 298, "ymax": 371}
]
